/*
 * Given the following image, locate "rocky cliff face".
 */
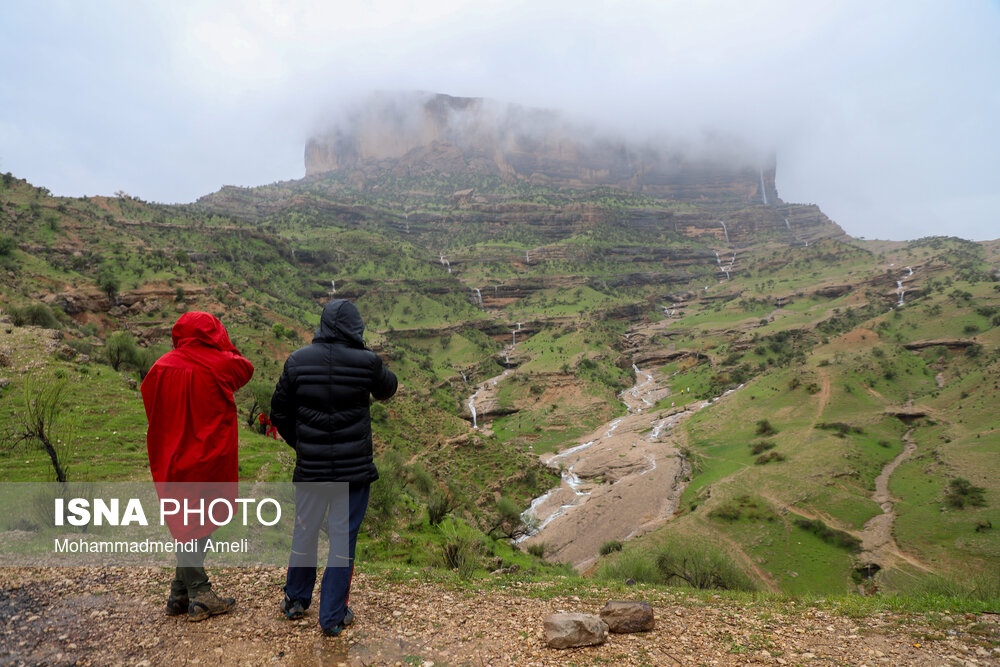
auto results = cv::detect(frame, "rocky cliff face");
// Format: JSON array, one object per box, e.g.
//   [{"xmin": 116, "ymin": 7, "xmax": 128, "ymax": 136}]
[{"xmin": 305, "ymin": 92, "xmax": 776, "ymax": 202}]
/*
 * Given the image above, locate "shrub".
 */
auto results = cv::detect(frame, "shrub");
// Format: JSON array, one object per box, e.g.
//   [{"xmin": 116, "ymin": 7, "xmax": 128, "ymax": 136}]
[
  {"xmin": 104, "ymin": 331, "xmax": 138, "ymax": 371},
  {"xmin": 944, "ymin": 478, "xmax": 987, "ymax": 509},
  {"xmin": 754, "ymin": 419, "xmax": 777, "ymax": 436},
  {"xmin": 749, "ymin": 440, "xmax": 776, "ymax": 455},
  {"xmin": 96, "ymin": 265, "xmax": 120, "ymax": 300},
  {"xmin": 436, "ymin": 518, "xmax": 481, "ymax": 579},
  {"xmin": 365, "ymin": 450, "xmax": 406, "ymax": 537},
  {"xmin": 427, "ymin": 491, "xmax": 456, "ymax": 526},
  {"xmin": 653, "ymin": 543, "xmax": 757, "ymax": 591},
  {"xmin": 527, "ymin": 542, "xmax": 547, "ymax": 559},
  {"xmin": 815, "ymin": 422, "xmax": 864, "ymax": 438},
  {"xmin": 409, "ymin": 463, "xmax": 436, "ymax": 496},
  {"xmin": 9, "ymin": 304, "xmax": 59, "ymax": 329},
  {"xmin": 0, "ymin": 236, "xmax": 15, "ymax": 256},
  {"xmin": 794, "ymin": 517, "xmax": 861, "ymax": 551},
  {"xmin": 754, "ymin": 451, "xmax": 786, "ymax": 465},
  {"xmin": 708, "ymin": 495, "xmax": 775, "ymax": 522},
  {"xmin": 600, "ymin": 540, "xmax": 623, "ymax": 555}
]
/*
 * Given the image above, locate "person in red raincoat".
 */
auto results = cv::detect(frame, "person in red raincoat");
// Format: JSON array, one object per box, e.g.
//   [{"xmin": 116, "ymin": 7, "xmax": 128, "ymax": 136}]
[{"xmin": 141, "ymin": 311, "xmax": 254, "ymax": 622}]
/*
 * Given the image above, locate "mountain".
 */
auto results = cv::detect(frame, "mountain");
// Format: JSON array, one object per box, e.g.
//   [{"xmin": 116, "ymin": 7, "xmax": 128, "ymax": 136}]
[{"xmin": 0, "ymin": 97, "xmax": 998, "ymax": 600}]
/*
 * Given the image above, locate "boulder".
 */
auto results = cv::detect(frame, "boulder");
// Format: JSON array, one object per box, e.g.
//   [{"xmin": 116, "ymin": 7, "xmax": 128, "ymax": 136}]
[
  {"xmin": 600, "ymin": 600, "xmax": 655, "ymax": 633},
  {"xmin": 543, "ymin": 612, "xmax": 608, "ymax": 649}
]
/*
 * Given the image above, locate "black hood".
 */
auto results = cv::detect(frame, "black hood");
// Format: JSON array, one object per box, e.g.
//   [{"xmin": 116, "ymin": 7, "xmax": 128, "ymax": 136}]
[{"xmin": 313, "ymin": 300, "xmax": 365, "ymax": 347}]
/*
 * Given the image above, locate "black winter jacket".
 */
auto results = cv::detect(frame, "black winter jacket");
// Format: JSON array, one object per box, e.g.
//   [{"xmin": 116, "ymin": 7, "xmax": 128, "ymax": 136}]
[{"xmin": 270, "ymin": 300, "xmax": 397, "ymax": 483}]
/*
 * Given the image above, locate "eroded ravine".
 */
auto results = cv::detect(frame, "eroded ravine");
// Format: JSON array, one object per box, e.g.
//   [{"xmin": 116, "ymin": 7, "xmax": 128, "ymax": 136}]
[
  {"xmin": 519, "ymin": 364, "xmax": 710, "ymax": 572},
  {"xmin": 856, "ymin": 429, "xmax": 932, "ymax": 575}
]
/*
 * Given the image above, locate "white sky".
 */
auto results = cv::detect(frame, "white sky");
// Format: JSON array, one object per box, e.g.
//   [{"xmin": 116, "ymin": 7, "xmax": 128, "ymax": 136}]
[{"xmin": 1, "ymin": 0, "xmax": 998, "ymax": 241}]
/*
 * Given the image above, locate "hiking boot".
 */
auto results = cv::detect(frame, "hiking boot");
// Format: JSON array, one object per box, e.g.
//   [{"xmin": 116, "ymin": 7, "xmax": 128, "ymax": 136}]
[
  {"xmin": 342, "ymin": 606, "xmax": 354, "ymax": 627},
  {"xmin": 165, "ymin": 593, "xmax": 189, "ymax": 616},
  {"xmin": 321, "ymin": 624, "xmax": 344, "ymax": 637},
  {"xmin": 187, "ymin": 590, "xmax": 235, "ymax": 622},
  {"xmin": 280, "ymin": 595, "xmax": 305, "ymax": 620}
]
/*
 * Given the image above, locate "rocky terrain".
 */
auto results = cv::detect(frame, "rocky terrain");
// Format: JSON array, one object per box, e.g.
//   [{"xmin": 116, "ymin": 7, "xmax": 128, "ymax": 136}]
[{"xmin": 2, "ymin": 566, "xmax": 999, "ymax": 666}]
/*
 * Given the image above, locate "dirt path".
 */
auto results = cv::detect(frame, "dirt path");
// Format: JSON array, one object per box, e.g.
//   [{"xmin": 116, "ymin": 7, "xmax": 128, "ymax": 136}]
[
  {"xmin": 3, "ymin": 567, "xmax": 998, "ymax": 666},
  {"xmin": 816, "ymin": 368, "xmax": 832, "ymax": 419}
]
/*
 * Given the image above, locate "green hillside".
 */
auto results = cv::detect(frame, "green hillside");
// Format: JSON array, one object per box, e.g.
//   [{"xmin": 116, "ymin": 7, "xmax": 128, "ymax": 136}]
[{"xmin": 1, "ymin": 170, "xmax": 997, "ymax": 599}]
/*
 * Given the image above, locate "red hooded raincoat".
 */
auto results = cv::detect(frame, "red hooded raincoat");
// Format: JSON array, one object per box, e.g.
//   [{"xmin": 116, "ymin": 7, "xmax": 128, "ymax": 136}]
[{"xmin": 141, "ymin": 312, "xmax": 254, "ymax": 538}]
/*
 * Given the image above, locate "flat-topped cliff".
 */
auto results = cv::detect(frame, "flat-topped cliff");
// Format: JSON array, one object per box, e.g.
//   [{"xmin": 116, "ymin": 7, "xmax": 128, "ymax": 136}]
[{"xmin": 305, "ymin": 91, "xmax": 779, "ymax": 202}]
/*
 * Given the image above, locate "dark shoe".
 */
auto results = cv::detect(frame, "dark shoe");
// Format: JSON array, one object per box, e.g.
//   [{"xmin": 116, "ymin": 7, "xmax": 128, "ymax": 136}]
[
  {"xmin": 322, "ymin": 624, "xmax": 344, "ymax": 637},
  {"xmin": 187, "ymin": 590, "xmax": 235, "ymax": 622},
  {"xmin": 280, "ymin": 595, "xmax": 305, "ymax": 620},
  {"xmin": 342, "ymin": 606, "xmax": 354, "ymax": 627},
  {"xmin": 165, "ymin": 593, "xmax": 189, "ymax": 616}
]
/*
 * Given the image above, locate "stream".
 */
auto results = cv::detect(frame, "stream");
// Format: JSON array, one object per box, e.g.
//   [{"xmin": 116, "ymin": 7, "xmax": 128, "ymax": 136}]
[{"xmin": 517, "ymin": 364, "xmax": 711, "ymax": 571}]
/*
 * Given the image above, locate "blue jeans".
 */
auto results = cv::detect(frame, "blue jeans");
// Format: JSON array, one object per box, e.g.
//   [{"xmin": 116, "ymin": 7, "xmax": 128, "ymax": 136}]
[{"xmin": 284, "ymin": 482, "xmax": 369, "ymax": 630}]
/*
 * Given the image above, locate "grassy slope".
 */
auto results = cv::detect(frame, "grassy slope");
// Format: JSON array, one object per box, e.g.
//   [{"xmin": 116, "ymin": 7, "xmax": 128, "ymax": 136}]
[{"xmin": 1, "ymin": 173, "xmax": 998, "ymax": 597}]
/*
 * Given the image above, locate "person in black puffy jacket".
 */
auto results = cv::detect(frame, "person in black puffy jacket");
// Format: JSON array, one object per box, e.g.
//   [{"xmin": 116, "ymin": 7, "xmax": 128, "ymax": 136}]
[{"xmin": 270, "ymin": 299, "xmax": 397, "ymax": 636}]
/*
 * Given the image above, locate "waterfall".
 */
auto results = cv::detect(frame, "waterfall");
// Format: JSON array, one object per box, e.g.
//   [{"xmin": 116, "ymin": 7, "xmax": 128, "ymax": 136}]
[
  {"xmin": 720, "ymin": 221, "xmax": 730, "ymax": 244},
  {"xmin": 440, "ymin": 254, "xmax": 451, "ymax": 273},
  {"xmin": 784, "ymin": 218, "xmax": 791, "ymax": 231},
  {"xmin": 525, "ymin": 251, "xmax": 530, "ymax": 264},
  {"xmin": 472, "ymin": 288, "xmax": 483, "ymax": 307},
  {"xmin": 404, "ymin": 213, "xmax": 409, "ymax": 233},
  {"xmin": 759, "ymin": 168, "xmax": 768, "ymax": 205},
  {"xmin": 517, "ymin": 322, "xmax": 522, "ymax": 331},
  {"xmin": 330, "ymin": 279, "xmax": 336, "ymax": 294},
  {"xmin": 906, "ymin": 266, "xmax": 913, "ymax": 276},
  {"xmin": 512, "ymin": 330, "xmax": 517, "ymax": 346},
  {"xmin": 468, "ymin": 390, "xmax": 480, "ymax": 429}
]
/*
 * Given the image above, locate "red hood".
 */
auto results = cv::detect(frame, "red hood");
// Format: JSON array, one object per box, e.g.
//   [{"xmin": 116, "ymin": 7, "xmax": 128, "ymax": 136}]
[{"xmin": 171, "ymin": 311, "xmax": 238, "ymax": 352}]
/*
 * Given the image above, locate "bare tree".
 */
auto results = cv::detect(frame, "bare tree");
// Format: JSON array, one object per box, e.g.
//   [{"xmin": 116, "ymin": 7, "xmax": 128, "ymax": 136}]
[{"xmin": 5, "ymin": 377, "xmax": 70, "ymax": 483}]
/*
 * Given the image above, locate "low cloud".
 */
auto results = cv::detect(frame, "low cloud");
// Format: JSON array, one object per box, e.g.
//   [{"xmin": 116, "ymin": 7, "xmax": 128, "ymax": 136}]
[{"xmin": 1, "ymin": 0, "xmax": 997, "ymax": 240}]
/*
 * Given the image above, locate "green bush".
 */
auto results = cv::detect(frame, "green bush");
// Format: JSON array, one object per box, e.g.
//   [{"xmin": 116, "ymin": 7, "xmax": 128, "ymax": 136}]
[
  {"xmin": 96, "ymin": 265, "xmax": 120, "ymax": 300},
  {"xmin": 754, "ymin": 451, "xmax": 786, "ymax": 465},
  {"xmin": 754, "ymin": 419, "xmax": 777, "ymax": 436},
  {"xmin": 9, "ymin": 304, "xmax": 60, "ymax": 329},
  {"xmin": 708, "ymin": 495, "xmax": 775, "ymax": 522},
  {"xmin": 427, "ymin": 490, "xmax": 456, "ymax": 526},
  {"xmin": 815, "ymin": 422, "xmax": 864, "ymax": 438},
  {"xmin": 598, "ymin": 537, "xmax": 756, "ymax": 591},
  {"xmin": 944, "ymin": 478, "xmax": 987, "ymax": 509},
  {"xmin": 599, "ymin": 540, "xmax": 623, "ymax": 555},
  {"xmin": 366, "ymin": 450, "xmax": 406, "ymax": 537},
  {"xmin": 794, "ymin": 517, "xmax": 861, "ymax": 551},
  {"xmin": 527, "ymin": 542, "xmax": 547, "ymax": 559},
  {"xmin": 0, "ymin": 236, "xmax": 15, "ymax": 256},
  {"xmin": 104, "ymin": 331, "xmax": 138, "ymax": 371},
  {"xmin": 749, "ymin": 440, "xmax": 776, "ymax": 455},
  {"xmin": 436, "ymin": 518, "xmax": 482, "ymax": 579}
]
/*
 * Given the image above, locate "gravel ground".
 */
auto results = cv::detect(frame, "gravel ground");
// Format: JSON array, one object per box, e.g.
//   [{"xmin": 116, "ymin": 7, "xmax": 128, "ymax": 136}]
[{"xmin": 1, "ymin": 567, "xmax": 998, "ymax": 666}]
